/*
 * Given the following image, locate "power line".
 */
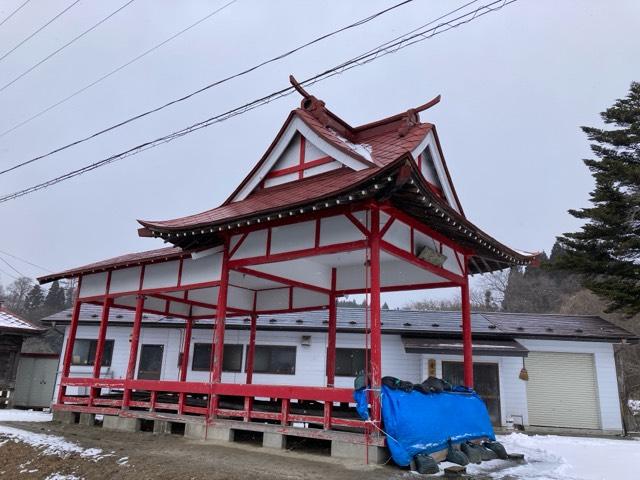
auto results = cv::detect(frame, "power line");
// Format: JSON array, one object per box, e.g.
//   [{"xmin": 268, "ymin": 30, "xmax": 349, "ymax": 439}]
[
  {"xmin": 0, "ymin": 0, "xmax": 135, "ymax": 94},
  {"xmin": 0, "ymin": 0, "xmax": 416, "ymax": 168},
  {"xmin": 0, "ymin": 0, "xmax": 237, "ymax": 139},
  {"xmin": 0, "ymin": 0, "xmax": 30, "ymax": 28},
  {"xmin": 0, "ymin": 0, "xmax": 517, "ymax": 204},
  {"xmin": 0, "ymin": 266, "xmax": 19, "ymax": 281},
  {"xmin": 0, "ymin": 255, "xmax": 25, "ymax": 277},
  {"xmin": 0, "ymin": 0, "xmax": 81, "ymax": 64},
  {"xmin": 0, "ymin": 249, "xmax": 52, "ymax": 273}
]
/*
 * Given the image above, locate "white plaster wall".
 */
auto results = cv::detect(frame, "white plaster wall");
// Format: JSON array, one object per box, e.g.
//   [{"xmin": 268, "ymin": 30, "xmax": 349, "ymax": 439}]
[{"xmin": 79, "ymin": 272, "xmax": 108, "ymax": 298}]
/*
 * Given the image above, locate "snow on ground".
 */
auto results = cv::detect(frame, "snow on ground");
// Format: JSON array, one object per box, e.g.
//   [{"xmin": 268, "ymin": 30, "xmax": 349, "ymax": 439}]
[
  {"xmin": 0, "ymin": 408, "xmax": 52, "ymax": 423},
  {"xmin": 460, "ymin": 433, "xmax": 640, "ymax": 480},
  {"xmin": 0, "ymin": 409, "xmax": 106, "ymax": 460}
]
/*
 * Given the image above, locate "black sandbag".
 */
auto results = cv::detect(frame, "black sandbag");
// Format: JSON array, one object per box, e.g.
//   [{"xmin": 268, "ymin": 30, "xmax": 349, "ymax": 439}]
[
  {"xmin": 460, "ymin": 442, "xmax": 482, "ymax": 464},
  {"xmin": 382, "ymin": 376, "xmax": 401, "ymax": 389},
  {"xmin": 446, "ymin": 445, "xmax": 469, "ymax": 466},
  {"xmin": 414, "ymin": 453, "xmax": 439, "ymax": 474},
  {"xmin": 412, "ymin": 383, "xmax": 429, "ymax": 394},
  {"xmin": 399, "ymin": 380, "xmax": 414, "ymax": 392},
  {"xmin": 354, "ymin": 373, "xmax": 366, "ymax": 390},
  {"xmin": 421, "ymin": 376, "xmax": 452, "ymax": 393},
  {"xmin": 479, "ymin": 445, "xmax": 498, "ymax": 461},
  {"xmin": 483, "ymin": 441, "xmax": 508, "ymax": 460}
]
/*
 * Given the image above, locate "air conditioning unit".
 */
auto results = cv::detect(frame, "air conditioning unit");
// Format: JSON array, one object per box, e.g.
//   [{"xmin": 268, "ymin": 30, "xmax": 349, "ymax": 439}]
[{"xmin": 417, "ymin": 245, "xmax": 447, "ymax": 267}]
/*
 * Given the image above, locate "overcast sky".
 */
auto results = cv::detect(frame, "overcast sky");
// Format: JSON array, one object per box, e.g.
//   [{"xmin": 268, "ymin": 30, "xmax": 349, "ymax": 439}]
[{"xmin": 0, "ymin": 0, "xmax": 639, "ymax": 307}]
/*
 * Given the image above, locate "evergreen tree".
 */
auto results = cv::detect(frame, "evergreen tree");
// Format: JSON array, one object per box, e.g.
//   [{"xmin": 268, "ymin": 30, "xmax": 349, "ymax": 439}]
[
  {"xmin": 555, "ymin": 82, "xmax": 640, "ymax": 316},
  {"xmin": 44, "ymin": 280, "xmax": 66, "ymax": 314},
  {"xmin": 23, "ymin": 284, "xmax": 45, "ymax": 320}
]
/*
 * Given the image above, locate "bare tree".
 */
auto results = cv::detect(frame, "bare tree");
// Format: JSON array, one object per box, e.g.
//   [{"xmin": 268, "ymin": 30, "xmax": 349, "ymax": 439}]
[
  {"xmin": 477, "ymin": 269, "xmax": 510, "ymax": 304},
  {"xmin": 3, "ymin": 276, "xmax": 34, "ymax": 315},
  {"xmin": 405, "ymin": 288, "xmax": 498, "ymax": 312}
]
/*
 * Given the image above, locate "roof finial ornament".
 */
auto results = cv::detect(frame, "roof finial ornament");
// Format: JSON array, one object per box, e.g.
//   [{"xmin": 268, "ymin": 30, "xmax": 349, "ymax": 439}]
[
  {"xmin": 398, "ymin": 95, "xmax": 442, "ymax": 137},
  {"xmin": 289, "ymin": 75, "xmax": 330, "ymax": 127}
]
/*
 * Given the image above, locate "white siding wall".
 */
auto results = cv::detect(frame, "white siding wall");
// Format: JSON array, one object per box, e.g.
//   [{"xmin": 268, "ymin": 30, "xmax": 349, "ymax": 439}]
[
  {"xmin": 56, "ymin": 325, "xmax": 422, "ymax": 397},
  {"xmin": 54, "ymin": 326, "xmax": 623, "ymax": 432}
]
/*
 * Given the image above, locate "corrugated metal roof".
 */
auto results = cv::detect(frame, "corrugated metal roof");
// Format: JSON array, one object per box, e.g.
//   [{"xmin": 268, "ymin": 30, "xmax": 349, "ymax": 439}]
[
  {"xmin": 42, "ymin": 305, "xmax": 637, "ymax": 342},
  {"xmin": 0, "ymin": 307, "xmax": 43, "ymax": 333}
]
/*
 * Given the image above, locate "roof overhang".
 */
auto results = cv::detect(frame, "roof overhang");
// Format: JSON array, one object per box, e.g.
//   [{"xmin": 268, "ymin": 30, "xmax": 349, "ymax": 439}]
[{"xmin": 402, "ymin": 336, "xmax": 529, "ymax": 357}]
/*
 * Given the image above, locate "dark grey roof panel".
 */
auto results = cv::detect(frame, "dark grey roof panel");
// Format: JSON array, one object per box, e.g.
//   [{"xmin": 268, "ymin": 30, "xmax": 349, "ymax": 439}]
[{"xmin": 42, "ymin": 306, "xmax": 637, "ymax": 341}]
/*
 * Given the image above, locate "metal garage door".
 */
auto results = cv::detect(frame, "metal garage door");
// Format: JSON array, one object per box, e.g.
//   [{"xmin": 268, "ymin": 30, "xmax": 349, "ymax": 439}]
[{"xmin": 526, "ymin": 351, "xmax": 601, "ymax": 429}]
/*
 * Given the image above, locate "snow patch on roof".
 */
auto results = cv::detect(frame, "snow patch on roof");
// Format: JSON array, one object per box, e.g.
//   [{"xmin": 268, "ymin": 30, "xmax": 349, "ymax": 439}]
[
  {"xmin": 0, "ymin": 310, "xmax": 39, "ymax": 331},
  {"xmin": 329, "ymin": 129, "xmax": 373, "ymax": 162}
]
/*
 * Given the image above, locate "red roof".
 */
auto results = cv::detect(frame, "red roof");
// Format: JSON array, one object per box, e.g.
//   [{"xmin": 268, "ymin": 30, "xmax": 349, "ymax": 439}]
[
  {"xmin": 139, "ymin": 100, "xmax": 440, "ymax": 232},
  {"xmin": 38, "ymin": 246, "xmax": 185, "ymax": 284}
]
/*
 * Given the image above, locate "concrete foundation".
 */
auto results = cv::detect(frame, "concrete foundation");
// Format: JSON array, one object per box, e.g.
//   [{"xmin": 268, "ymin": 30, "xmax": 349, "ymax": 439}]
[
  {"xmin": 78, "ymin": 413, "xmax": 95, "ymax": 426},
  {"xmin": 185, "ymin": 423, "xmax": 207, "ymax": 440},
  {"xmin": 262, "ymin": 432, "xmax": 285, "ymax": 449},
  {"xmin": 153, "ymin": 420, "xmax": 172, "ymax": 435},
  {"xmin": 103, "ymin": 415, "xmax": 140, "ymax": 432},
  {"xmin": 52, "ymin": 410, "xmax": 77, "ymax": 424},
  {"xmin": 330, "ymin": 440, "xmax": 389, "ymax": 464},
  {"xmin": 184, "ymin": 423, "xmax": 234, "ymax": 442}
]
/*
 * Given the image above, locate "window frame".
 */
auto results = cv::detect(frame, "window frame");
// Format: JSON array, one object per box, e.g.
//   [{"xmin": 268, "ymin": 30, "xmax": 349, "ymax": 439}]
[
  {"xmin": 247, "ymin": 345, "xmax": 297, "ymax": 375},
  {"xmin": 71, "ymin": 339, "xmax": 114, "ymax": 367},
  {"xmin": 191, "ymin": 343, "xmax": 244, "ymax": 372},
  {"xmin": 334, "ymin": 347, "xmax": 368, "ymax": 377}
]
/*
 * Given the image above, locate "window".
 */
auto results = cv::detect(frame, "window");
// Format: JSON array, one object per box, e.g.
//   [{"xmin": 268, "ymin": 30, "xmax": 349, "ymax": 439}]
[
  {"xmin": 71, "ymin": 339, "xmax": 114, "ymax": 366},
  {"xmin": 191, "ymin": 344, "xmax": 243, "ymax": 372},
  {"xmin": 250, "ymin": 345, "xmax": 296, "ymax": 375},
  {"xmin": 335, "ymin": 348, "xmax": 367, "ymax": 377}
]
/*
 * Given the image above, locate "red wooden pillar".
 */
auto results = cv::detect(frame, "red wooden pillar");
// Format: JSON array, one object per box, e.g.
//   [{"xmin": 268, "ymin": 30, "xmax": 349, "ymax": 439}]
[
  {"xmin": 178, "ymin": 317, "xmax": 193, "ymax": 414},
  {"xmin": 209, "ymin": 238, "xmax": 230, "ymax": 418},
  {"xmin": 461, "ymin": 274, "xmax": 474, "ymax": 388},
  {"xmin": 243, "ymin": 307, "xmax": 257, "ymax": 421},
  {"xmin": 369, "ymin": 206, "xmax": 383, "ymax": 425},
  {"xmin": 58, "ymin": 281, "xmax": 82, "ymax": 404},
  {"xmin": 324, "ymin": 268, "xmax": 337, "ymax": 429},
  {"xmin": 89, "ymin": 296, "xmax": 113, "ymax": 405},
  {"xmin": 122, "ymin": 295, "xmax": 145, "ymax": 408}
]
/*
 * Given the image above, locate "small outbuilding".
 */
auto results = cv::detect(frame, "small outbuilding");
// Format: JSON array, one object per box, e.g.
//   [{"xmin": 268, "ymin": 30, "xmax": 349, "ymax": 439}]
[{"xmin": 0, "ymin": 302, "xmax": 44, "ymax": 408}]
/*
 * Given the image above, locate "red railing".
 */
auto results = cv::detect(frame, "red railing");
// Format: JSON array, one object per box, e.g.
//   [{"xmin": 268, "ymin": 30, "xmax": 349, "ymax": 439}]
[{"xmin": 58, "ymin": 377, "xmax": 364, "ymax": 429}]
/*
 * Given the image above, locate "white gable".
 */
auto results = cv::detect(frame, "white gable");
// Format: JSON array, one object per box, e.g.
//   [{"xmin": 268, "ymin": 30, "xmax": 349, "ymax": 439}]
[
  {"xmin": 411, "ymin": 131, "xmax": 461, "ymax": 213},
  {"xmin": 231, "ymin": 116, "xmax": 371, "ymax": 202}
]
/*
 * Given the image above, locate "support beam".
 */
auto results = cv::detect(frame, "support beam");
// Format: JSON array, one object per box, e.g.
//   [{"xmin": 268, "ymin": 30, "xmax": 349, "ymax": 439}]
[
  {"xmin": 324, "ymin": 268, "xmax": 337, "ymax": 429},
  {"xmin": 178, "ymin": 317, "xmax": 193, "ymax": 415},
  {"xmin": 179, "ymin": 318, "xmax": 193, "ymax": 382},
  {"xmin": 461, "ymin": 273, "xmax": 474, "ymax": 388},
  {"xmin": 122, "ymin": 295, "xmax": 145, "ymax": 408},
  {"xmin": 244, "ymin": 291, "xmax": 258, "ymax": 421},
  {"xmin": 243, "ymin": 311, "xmax": 257, "ymax": 421},
  {"xmin": 90, "ymin": 296, "xmax": 113, "ymax": 405},
  {"xmin": 210, "ymin": 237, "xmax": 230, "ymax": 418},
  {"xmin": 369, "ymin": 206, "xmax": 382, "ymax": 425},
  {"xmin": 58, "ymin": 286, "xmax": 82, "ymax": 404}
]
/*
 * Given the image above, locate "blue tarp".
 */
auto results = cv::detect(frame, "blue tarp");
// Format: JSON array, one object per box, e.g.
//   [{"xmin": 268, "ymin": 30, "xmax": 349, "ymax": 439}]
[{"xmin": 354, "ymin": 386, "xmax": 495, "ymax": 466}]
